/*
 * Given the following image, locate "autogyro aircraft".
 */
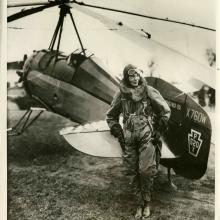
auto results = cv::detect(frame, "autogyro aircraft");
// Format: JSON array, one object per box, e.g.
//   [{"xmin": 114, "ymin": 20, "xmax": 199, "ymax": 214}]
[{"xmin": 7, "ymin": 0, "xmax": 215, "ymax": 182}]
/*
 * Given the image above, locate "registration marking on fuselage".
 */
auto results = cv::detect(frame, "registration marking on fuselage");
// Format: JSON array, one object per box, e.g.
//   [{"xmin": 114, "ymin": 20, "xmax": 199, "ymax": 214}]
[{"xmin": 186, "ymin": 108, "xmax": 207, "ymax": 124}]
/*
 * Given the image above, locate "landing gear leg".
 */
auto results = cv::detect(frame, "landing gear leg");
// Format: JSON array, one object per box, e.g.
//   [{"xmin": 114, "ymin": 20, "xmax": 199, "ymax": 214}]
[
  {"xmin": 7, "ymin": 107, "xmax": 46, "ymax": 136},
  {"xmin": 167, "ymin": 167, "xmax": 178, "ymax": 190}
]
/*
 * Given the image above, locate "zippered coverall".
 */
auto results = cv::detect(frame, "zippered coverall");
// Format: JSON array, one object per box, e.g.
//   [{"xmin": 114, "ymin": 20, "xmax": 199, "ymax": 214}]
[{"xmin": 106, "ymin": 77, "xmax": 171, "ymax": 205}]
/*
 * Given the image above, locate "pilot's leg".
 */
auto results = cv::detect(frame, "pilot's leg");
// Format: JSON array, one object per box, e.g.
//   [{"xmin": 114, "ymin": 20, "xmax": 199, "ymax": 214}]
[
  {"xmin": 123, "ymin": 129, "xmax": 142, "ymax": 218},
  {"xmin": 138, "ymin": 128, "xmax": 157, "ymax": 218}
]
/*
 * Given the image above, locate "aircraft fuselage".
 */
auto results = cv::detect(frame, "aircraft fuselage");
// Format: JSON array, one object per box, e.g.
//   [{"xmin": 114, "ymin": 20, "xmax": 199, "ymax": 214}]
[{"xmin": 22, "ymin": 50, "xmax": 118, "ymax": 123}]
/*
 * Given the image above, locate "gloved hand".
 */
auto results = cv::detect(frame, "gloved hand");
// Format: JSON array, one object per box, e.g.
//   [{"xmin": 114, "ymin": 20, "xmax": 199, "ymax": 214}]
[
  {"xmin": 152, "ymin": 131, "xmax": 160, "ymax": 142},
  {"xmin": 158, "ymin": 117, "xmax": 169, "ymax": 133},
  {"xmin": 152, "ymin": 117, "xmax": 169, "ymax": 145},
  {"xmin": 110, "ymin": 124, "xmax": 125, "ymax": 152},
  {"xmin": 110, "ymin": 124, "xmax": 123, "ymax": 138}
]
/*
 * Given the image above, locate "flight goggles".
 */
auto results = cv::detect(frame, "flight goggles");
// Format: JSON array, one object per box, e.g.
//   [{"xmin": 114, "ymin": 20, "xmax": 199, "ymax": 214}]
[{"xmin": 127, "ymin": 68, "xmax": 143, "ymax": 76}]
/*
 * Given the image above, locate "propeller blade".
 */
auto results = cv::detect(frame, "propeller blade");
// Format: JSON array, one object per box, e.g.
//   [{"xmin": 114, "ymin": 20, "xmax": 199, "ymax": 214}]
[
  {"xmin": 7, "ymin": 2, "xmax": 49, "ymax": 8},
  {"xmin": 74, "ymin": 5, "xmax": 215, "ymax": 89},
  {"xmin": 7, "ymin": 2, "xmax": 60, "ymax": 22},
  {"xmin": 74, "ymin": 1, "xmax": 215, "ymax": 32}
]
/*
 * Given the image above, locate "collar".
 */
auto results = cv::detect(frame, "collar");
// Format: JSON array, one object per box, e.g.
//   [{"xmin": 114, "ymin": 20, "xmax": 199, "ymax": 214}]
[{"xmin": 119, "ymin": 77, "xmax": 147, "ymax": 102}]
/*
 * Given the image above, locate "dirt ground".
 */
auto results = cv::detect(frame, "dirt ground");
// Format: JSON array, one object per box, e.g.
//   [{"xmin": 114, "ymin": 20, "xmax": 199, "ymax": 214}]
[{"xmin": 7, "ymin": 106, "xmax": 215, "ymax": 220}]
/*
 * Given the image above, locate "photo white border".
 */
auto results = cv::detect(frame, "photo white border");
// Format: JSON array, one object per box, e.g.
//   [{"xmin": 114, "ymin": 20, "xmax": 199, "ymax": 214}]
[
  {"xmin": 215, "ymin": 1, "xmax": 219, "ymax": 220},
  {"xmin": 0, "ymin": 0, "xmax": 7, "ymax": 219},
  {"xmin": 1, "ymin": 1, "xmax": 218, "ymax": 220}
]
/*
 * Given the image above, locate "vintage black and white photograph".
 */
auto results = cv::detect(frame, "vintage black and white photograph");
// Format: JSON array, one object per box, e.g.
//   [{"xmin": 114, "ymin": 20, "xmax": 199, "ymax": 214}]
[{"xmin": 6, "ymin": 0, "xmax": 216, "ymax": 219}]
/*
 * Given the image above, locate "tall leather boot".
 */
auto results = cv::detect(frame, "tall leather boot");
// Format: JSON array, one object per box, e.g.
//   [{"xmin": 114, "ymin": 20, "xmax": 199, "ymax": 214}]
[
  {"xmin": 142, "ymin": 202, "xmax": 150, "ymax": 219},
  {"xmin": 134, "ymin": 206, "xmax": 142, "ymax": 219}
]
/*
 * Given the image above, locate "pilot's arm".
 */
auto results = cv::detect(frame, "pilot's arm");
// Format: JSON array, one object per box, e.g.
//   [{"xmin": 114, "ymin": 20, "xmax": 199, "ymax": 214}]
[
  {"xmin": 106, "ymin": 91, "xmax": 122, "ymax": 127},
  {"xmin": 147, "ymin": 86, "xmax": 171, "ymax": 132},
  {"xmin": 106, "ymin": 91, "xmax": 124, "ymax": 140}
]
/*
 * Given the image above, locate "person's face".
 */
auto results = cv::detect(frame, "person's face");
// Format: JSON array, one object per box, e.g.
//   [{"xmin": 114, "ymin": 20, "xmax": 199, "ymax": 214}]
[{"xmin": 128, "ymin": 73, "xmax": 140, "ymax": 87}]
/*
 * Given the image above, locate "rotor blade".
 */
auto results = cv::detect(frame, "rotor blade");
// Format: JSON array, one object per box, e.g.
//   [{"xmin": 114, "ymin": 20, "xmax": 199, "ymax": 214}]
[
  {"xmin": 74, "ymin": 1, "xmax": 215, "ymax": 32},
  {"xmin": 7, "ymin": 2, "xmax": 59, "ymax": 22},
  {"xmin": 7, "ymin": 2, "xmax": 49, "ymax": 8},
  {"xmin": 74, "ymin": 5, "xmax": 215, "ymax": 89}
]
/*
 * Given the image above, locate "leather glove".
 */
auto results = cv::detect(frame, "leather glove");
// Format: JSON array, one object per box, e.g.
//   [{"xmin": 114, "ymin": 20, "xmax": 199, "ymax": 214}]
[
  {"xmin": 110, "ymin": 124, "xmax": 125, "ymax": 152},
  {"xmin": 152, "ymin": 130, "xmax": 160, "ymax": 140},
  {"xmin": 152, "ymin": 117, "xmax": 169, "ymax": 144},
  {"xmin": 110, "ymin": 124, "xmax": 123, "ymax": 138},
  {"xmin": 158, "ymin": 117, "xmax": 169, "ymax": 133}
]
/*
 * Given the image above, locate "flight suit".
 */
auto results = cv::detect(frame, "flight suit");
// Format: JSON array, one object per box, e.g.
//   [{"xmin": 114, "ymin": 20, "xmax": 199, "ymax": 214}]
[{"xmin": 106, "ymin": 78, "xmax": 170, "ymax": 205}]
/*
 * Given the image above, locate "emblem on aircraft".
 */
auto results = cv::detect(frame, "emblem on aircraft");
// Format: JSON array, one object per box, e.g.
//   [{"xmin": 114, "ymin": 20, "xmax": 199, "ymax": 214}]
[{"xmin": 188, "ymin": 129, "xmax": 203, "ymax": 157}]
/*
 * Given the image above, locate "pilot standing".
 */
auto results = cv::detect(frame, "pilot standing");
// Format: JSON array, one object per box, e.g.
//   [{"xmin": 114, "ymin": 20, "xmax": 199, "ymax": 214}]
[{"xmin": 106, "ymin": 64, "xmax": 171, "ymax": 219}]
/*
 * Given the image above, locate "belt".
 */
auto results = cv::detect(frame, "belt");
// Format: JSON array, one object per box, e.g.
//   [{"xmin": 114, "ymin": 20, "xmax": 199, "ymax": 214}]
[{"xmin": 124, "ymin": 114, "xmax": 153, "ymax": 132}]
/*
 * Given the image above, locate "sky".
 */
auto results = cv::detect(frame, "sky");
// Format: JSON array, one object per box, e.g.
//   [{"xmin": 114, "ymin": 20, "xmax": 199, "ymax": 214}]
[{"xmin": 7, "ymin": 0, "xmax": 216, "ymax": 84}]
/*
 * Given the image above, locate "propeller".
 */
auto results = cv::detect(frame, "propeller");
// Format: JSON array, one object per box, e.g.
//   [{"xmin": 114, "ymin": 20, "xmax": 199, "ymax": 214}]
[
  {"xmin": 74, "ymin": 1, "xmax": 215, "ymax": 32},
  {"xmin": 7, "ymin": 1, "xmax": 75, "ymax": 22},
  {"xmin": 8, "ymin": 1, "xmax": 215, "ymax": 32},
  {"xmin": 8, "ymin": 2, "xmax": 59, "ymax": 22},
  {"xmin": 7, "ymin": 1, "xmax": 50, "ymax": 8},
  {"xmin": 73, "ymin": 4, "xmax": 215, "ymax": 89}
]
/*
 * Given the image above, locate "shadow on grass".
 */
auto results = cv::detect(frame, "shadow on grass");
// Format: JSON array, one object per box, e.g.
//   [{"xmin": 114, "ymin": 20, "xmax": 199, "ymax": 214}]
[{"xmin": 7, "ymin": 112, "xmax": 76, "ymax": 165}]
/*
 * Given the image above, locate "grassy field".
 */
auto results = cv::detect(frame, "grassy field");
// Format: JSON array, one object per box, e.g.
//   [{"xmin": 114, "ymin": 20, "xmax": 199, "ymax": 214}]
[{"xmin": 7, "ymin": 106, "xmax": 215, "ymax": 220}]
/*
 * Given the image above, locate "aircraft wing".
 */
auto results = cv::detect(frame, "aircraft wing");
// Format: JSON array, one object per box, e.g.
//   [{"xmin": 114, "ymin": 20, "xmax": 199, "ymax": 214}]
[{"xmin": 60, "ymin": 120, "xmax": 176, "ymax": 159}]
